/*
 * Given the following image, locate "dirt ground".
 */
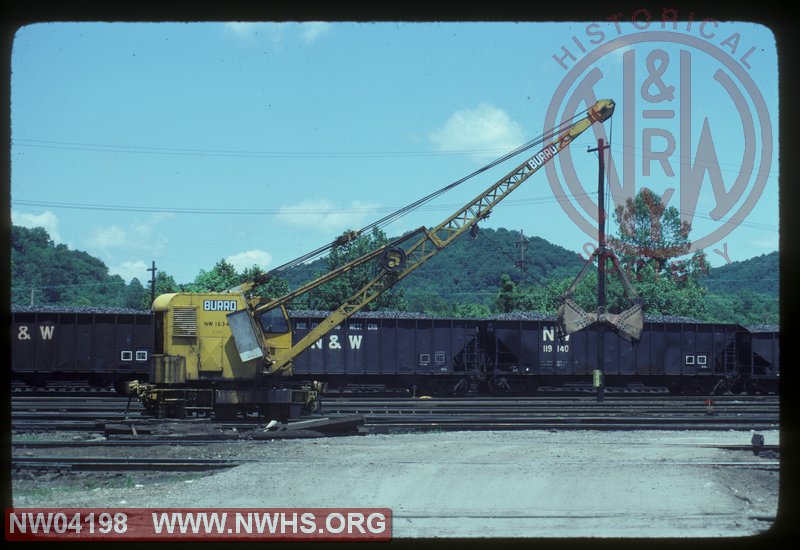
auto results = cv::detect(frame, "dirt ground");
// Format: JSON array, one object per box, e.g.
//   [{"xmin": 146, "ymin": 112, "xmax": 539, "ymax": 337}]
[{"xmin": 12, "ymin": 429, "xmax": 782, "ymax": 539}]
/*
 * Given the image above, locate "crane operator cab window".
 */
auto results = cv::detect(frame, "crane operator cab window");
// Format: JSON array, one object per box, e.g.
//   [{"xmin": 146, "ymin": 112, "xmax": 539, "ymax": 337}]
[{"xmin": 258, "ymin": 307, "xmax": 290, "ymax": 334}]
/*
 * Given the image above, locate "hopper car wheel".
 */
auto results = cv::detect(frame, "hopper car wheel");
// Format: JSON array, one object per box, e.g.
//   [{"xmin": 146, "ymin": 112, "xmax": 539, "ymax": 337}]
[
  {"xmin": 452, "ymin": 378, "xmax": 469, "ymax": 397},
  {"xmin": 113, "ymin": 379, "xmax": 130, "ymax": 395},
  {"xmin": 744, "ymin": 379, "xmax": 765, "ymax": 395},
  {"xmin": 488, "ymin": 377, "xmax": 512, "ymax": 394},
  {"xmin": 674, "ymin": 380, "xmax": 706, "ymax": 395},
  {"xmin": 711, "ymin": 377, "xmax": 736, "ymax": 396},
  {"xmin": 146, "ymin": 402, "xmax": 160, "ymax": 418}
]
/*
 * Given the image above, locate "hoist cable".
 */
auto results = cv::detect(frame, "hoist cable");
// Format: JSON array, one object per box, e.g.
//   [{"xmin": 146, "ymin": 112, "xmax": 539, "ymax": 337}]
[{"xmin": 264, "ymin": 110, "xmax": 587, "ymax": 277}]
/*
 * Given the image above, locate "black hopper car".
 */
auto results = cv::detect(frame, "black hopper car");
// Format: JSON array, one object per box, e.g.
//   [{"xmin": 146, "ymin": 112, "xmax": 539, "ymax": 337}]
[
  {"xmin": 11, "ymin": 307, "xmax": 154, "ymax": 392},
  {"xmin": 11, "ymin": 307, "xmax": 779, "ymax": 395},
  {"xmin": 479, "ymin": 314, "xmax": 779, "ymax": 395}
]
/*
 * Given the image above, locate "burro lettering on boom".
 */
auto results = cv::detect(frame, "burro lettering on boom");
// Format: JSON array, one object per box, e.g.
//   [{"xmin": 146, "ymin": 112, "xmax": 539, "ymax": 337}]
[{"xmin": 527, "ymin": 143, "xmax": 560, "ymax": 170}]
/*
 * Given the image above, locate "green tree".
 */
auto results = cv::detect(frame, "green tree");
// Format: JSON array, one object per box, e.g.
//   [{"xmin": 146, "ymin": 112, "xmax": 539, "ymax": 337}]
[
  {"xmin": 608, "ymin": 187, "xmax": 692, "ymax": 275},
  {"xmin": 492, "ymin": 259, "xmax": 711, "ymax": 320},
  {"xmin": 493, "ymin": 274, "xmax": 550, "ymax": 313},
  {"xmin": 305, "ymin": 228, "xmax": 407, "ymax": 311},
  {"xmin": 124, "ymin": 278, "xmax": 147, "ymax": 309},
  {"xmin": 411, "ymin": 289, "xmax": 452, "ymax": 316},
  {"xmin": 607, "ymin": 188, "xmax": 711, "ymax": 288},
  {"xmin": 600, "ymin": 187, "xmax": 711, "ymax": 318},
  {"xmin": 706, "ymin": 290, "xmax": 778, "ymax": 325},
  {"xmin": 495, "ymin": 274, "xmax": 517, "ymax": 313},
  {"xmin": 153, "ymin": 271, "xmax": 181, "ymax": 294},
  {"xmin": 240, "ymin": 265, "xmax": 291, "ymax": 300},
  {"xmin": 417, "ymin": 298, "xmax": 491, "ymax": 318},
  {"xmin": 449, "ymin": 302, "xmax": 492, "ymax": 318},
  {"xmin": 186, "ymin": 259, "xmax": 240, "ymax": 292},
  {"xmin": 141, "ymin": 270, "xmax": 183, "ymax": 308},
  {"xmin": 624, "ymin": 261, "xmax": 707, "ymax": 318}
]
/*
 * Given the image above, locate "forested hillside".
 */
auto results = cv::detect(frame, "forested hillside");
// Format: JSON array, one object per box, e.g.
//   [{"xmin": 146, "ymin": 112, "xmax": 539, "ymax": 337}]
[
  {"xmin": 702, "ymin": 252, "xmax": 778, "ymax": 295},
  {"xmin": 11, "ymin": 225, "xmax": 148, "ymax": 308},
  {"xmin": 281, "ymin": 227, "xmax": 587, "ymax": 312},
  {"xmin": 702, "ymin": 252, "xmax": 779, "ymax": 325},
  {"xmin": 10, "ymin": 224, "xmax": 779, "ymax": 324}
]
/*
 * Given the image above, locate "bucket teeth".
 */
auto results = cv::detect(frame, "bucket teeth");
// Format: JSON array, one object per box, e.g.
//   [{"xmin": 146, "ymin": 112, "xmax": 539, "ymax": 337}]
[{"xmin": 557, "ymin": 298, "xmax": 596, "ymax": 338}]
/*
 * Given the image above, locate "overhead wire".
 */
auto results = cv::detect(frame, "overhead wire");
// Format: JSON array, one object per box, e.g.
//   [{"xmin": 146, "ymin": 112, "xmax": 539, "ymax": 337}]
[
  {"xmin": 473, "ymin": 229, "xmax": 543, "ymax": 287},
  {"xmin": 358, "ymin": 110, "xmax": 586, "ymax": 235},
  {"xmin": 12, "ymin": 138, "xmax": 522, "ymax": 159},
  {"xmin": 9, "ymin": 194, "xmax": 780, "ymax": 233},
  {"xmin": 260, "ymin": 110, "xmax": 587, "ymax": 275},
  {"xmin": 13, "ymin": 112, "xmax": 583, "ymax": 285},
  {"xmin": 16, "ymin": 106, "xmax": 778, "ymax": 286}
]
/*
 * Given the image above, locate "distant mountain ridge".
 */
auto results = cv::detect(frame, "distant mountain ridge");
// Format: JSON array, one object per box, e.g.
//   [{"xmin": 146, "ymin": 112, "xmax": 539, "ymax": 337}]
[
  {"xmin": 11, "ymin": 223, "xmax": 779, "ymax": 323},
  {"xmin": 701, "ymin": 251, "xmax": 779, "ymax": 296},
  {"xmin": 281, "ymin": 227, "xmax": 588, "ymax": 311}
]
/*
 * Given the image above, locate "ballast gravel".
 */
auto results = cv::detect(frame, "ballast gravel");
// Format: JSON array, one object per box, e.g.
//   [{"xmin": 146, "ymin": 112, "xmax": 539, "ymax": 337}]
[{"xmin": 12, "ymin": 429, "xmax": 781, "ymax": 539}]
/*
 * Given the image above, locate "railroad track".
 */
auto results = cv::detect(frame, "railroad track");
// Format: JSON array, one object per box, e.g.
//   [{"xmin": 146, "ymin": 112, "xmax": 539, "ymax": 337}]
[
  {"xmin": 13, "ymin": 394, "xmax": 778, "ymax": 410},
  {"xmin": 320, "ymin": 396, "xmax": 780, "ymax": 430},
  {"xmin": 12, "ymin": 396, "xmax": 780, "ymax": 476},
  {"xmin": 11, "ymin": 394, "xmax": 779, "ymax": 433},
  {"xmin": 12, "ymin": 456, "xmax": 243, "ymax": 473},
  {"xmin": 11, "ymin": 384, "xmax": 120, "ymax": 397},
  {"xmin": 11, "ymin": 455, "xmax": 777, "ymax": 473},
  {"xmin": 11, "ymin": 396, "xmax": 144, "ymax": 412}
]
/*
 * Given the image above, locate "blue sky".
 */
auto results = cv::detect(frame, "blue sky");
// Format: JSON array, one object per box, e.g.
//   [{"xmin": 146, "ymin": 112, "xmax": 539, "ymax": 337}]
[{"xmin": 10, "ymin": 21, "xmax": 779, "ymax": 285}]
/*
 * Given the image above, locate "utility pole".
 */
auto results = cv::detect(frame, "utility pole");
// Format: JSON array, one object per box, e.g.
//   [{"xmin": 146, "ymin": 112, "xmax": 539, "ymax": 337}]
[
  {"xmin": 588, "ymin": 138, "xmax": 610, "ymax": 403},
  {"xmin": 147, "ymin": 261, "xmax": 157, "ymax": 306},
  {"xmin": 515, "ymin": 230, "xmax": 529, "ymax": 269}
]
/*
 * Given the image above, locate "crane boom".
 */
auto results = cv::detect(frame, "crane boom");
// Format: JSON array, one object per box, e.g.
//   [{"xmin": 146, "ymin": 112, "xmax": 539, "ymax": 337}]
[
  {"xmin": 231, "ymin": 99, "xmax": 615, "ymax": 375},
  {"xmin": 246, "ymin": 227, "xmax": 427, "ymax": 315}
]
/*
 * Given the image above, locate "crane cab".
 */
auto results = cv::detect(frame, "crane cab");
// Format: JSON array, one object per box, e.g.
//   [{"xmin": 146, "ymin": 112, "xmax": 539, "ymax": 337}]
[{"xmin": 129, "ymin": 292, "xmax": 315, "ymax": 420}]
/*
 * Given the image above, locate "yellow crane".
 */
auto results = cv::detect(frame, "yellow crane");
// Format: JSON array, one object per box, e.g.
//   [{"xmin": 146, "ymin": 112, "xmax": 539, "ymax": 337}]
[{"xmin": 130, "ymin": 99, "xmax": 616, "ymax": 419}]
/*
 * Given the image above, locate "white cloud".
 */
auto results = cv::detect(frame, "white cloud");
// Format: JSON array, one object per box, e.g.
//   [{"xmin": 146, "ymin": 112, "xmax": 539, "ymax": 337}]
[
  {"xmin": 276, "ymin": 199, "xmax": 380, "ymax": 233},
  {"xmin": 750, "ymin": 234, "xmax": 779, "ymax": 251},
  {"xmin": 429, "ymin": 103, "xmax": 526, "ymax": 161},
  {"xmin": 227, "ymin": 249, "xmax": 273, "ymax": 271},
  {"xmin": 87, "ymin": 225, "xmax": 128, "ymax": 249},
  {"xmin": 300, "ymin": 22, "xmax": 331, "ymax": 44},
  {"xmin": 225, "ymin": 22, "xmax": 255, "ymax": 36},
  {"xmin": 225, "ymin": 21, "xmax": 328, "ymax": 47},
  {"xmin": 109, "ymin": 260, "xmax": 149, "ymax": 283},
  {"xmin": 224, "ymin": 22, "xmax": 287, "ymax": 47},
  {"xmin": 86, "ymin": 213, "xmax": 173, "ymax": 253},
  {"xmin": 11, "ymin": 210, "xmax": 61, "ymax": 242}
]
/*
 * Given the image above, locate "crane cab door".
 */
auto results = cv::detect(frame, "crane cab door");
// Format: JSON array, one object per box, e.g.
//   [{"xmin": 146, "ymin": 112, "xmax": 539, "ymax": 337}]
[
  {"xmin": 227, "ymin": 309, "xmax": 265, "ymax": 363},
  {"xmin": 227, "ymin": 305, "xmax": 293, "ymax": 365}
]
